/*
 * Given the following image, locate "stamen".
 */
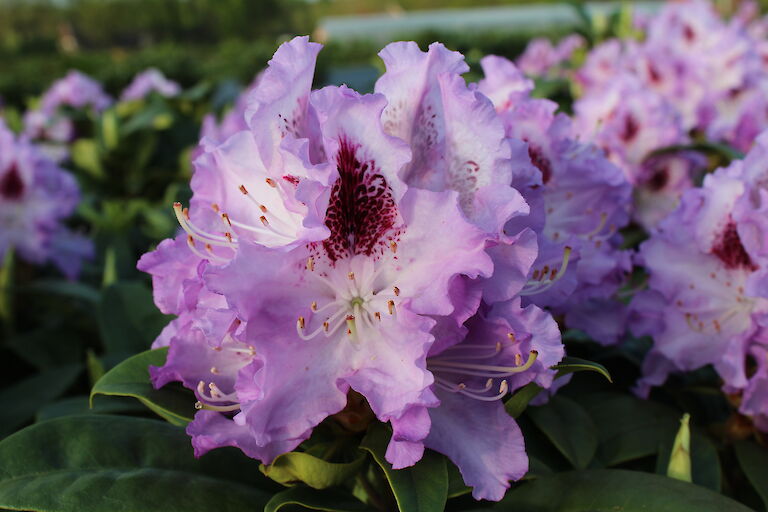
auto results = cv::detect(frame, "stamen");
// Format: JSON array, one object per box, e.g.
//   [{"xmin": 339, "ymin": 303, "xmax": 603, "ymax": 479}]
[
  {"xmin": 266, "ymin": 178, "xmax": 277, "ymax": 188},
  {"xmin": 297, "ymin": 316, "xmax": 305, "ymax": 329},
  {"xmin": 211, "ymin": 203, "xmax": 220, "ymax": 212},
  {"xmin": 393, "ymin": 286, "xmax": 400, "ymax": 296},
  {"xmin": 429, "ymin": 350, "xmax": 539, "ymax": 377},
  {"xmin": 260, "ymin": 216, "xmax": 269, "ymax": 226},
  {"xmin": 260, "ymin": 205, "xmax": 268, "ymax": 213},
  {"xmin": 307, "ymin": 257, "xmax": 315, "ymax": 271},
  {"xmin": 520, "ymin": 247, "xmax": 572, "ymax": 296},
  {"xmin": 387, "ymin": 300, "xmax": 396, "ymax": 315},
  {"xmin": 390, "ymin": 241, "xmax": 398, "ymax": 253},
  {"xmin": 374, "ymin": 312, "xmax": 381, "ymax": 321},
  {"xmin": 348, "ymin": 272, "xmax": 355, "ymax": 281},
  {"xmin": 311, "ymin": 301, "xmax": 318, "ymax": 311},
  {"xmin": 221, "ymin": 213, "xmax": 232, "ymax": 227}
]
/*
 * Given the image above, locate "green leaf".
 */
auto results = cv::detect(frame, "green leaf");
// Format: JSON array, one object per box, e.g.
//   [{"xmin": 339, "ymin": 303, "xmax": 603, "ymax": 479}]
[
  {"xmin": 655, "ymin": 426, "xmax": 721, "ymax": 492},
  {"xmin": 265, "ymin": 487, "xmax": 371, "ymax": 512},
  {"xmin": 0, "ymin": 364, "xmax": 82, "ymax": 438},
  {"xmin": 527, "ymin": 395, "xmax": 597, "ymax": 470},
  {"xmin": 360, "ymin": 423, "xmax": 448, "ymax": 512},
  {"xmin": 263, "ymin": 451, "xmax": 366, "ymax": 489},
  {"xmin": 666, "ymin": 414, "xmax": 692, "ymax": 482},
  {"xmin": 583, "ymin": 392, "xmax": 680, "ymax": 466},
  {"xmin": 504, "ymin": 382, "xmax": 543, "ymax": 418},
  {"xmin": 648, "ymin": 141, "xmax": 745, "ymax": 163},
  {"xmin": 90, "ymin": 348, "xmax": 195, "ymax": 425},
  {"xmin": 553, "ymin": 356, "xmax": 612, "ymax": 382},
  {"xmin": 0, "ymin": 415, "xmax": 279, "ymax": 512},
  {"xmin": 734, "ymin": 440, "xmax": 768, "ymax": 509},
  {"xmin": 98, "ymin": 281, "xmax": 171, "ymax": 355},
  {"xmin": 71, "ymin": 139, "xmax": 104, "ymax": 179},
  {"xmin": 446, "ymin": 460, "xmax": 471, "ymax": 498},
  {"xmin": 485, "ymin": 469, "xmax": 752, "ymax": 512},
  {"xmin": 35, "ymin": 395, "xmax": 147, "ymax": 422},
  {"xmin": 21, "ymin": 279, "xmax": 100, "ymax": 303}
]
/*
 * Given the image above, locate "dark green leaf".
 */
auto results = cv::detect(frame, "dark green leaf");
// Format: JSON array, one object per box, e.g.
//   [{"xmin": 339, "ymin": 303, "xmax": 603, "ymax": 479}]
[
  {"xmin": 20, "ymin": 279, "xmax": 100, "ymax": 303},
  {"xmin": 265, "ymin": 487, "xmax": 371, "ymax": 512},
  {"xmin": 35, "ymin": 395, "xmax": 147, "ymax": 422},
  {"xmin": 735, "ymin": 440, "xmax": 768, "ymax": 509},
  {"xmin": 90, "ymin": 348, "xmax": 195, "ymax": 425},
  {"xmin": 98, "ymin": 281, "xmax": 171, "ymax": 355},
  {"xmin": 446, "ymin": 461, "xmax": 471, "ymax": 499},
  {"xmin": 484, "ymin": 469, "xmax": 752, "ymax": 512},
  {"xmin": 527, "ymin": 395, "xmax": 597, "ymax": 470},
  {"xmin": 553, "ymin": 356, "xmax": 612, "ymax": 382},
  {"xmin": 504, "ymin": 382, "xmax": 543, "ymax": 418},
  {"xmin": 583, "ymin": 392, "xmax": 679, "ymax": 466},
  {"xmin": 0, "ymin": 415, "xmax": 278, "ymax": 512},
  {"xmin": 648, "ymin": 141, "xmax": 745, "ymax": 163},
  {"xmin": 263, "ymin": 452, "xmax": 366, "ymax": 489},
  {"xmin": 360, "ymin": 423, "xmax": 448, "ymax": 512},
  {"xmin": 0, "ymin": 364, "xmax": 82, "ymax": 437}
]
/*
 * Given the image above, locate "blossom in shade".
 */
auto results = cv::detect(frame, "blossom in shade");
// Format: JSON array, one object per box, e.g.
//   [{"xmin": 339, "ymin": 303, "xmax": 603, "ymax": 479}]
[
  {"xmin": 479, "ymin": 55, "xmax": 633, "ymax": 344},
  {"xmin": 121, "ymin": 68, "xmax": 182, "ymax": 101},
  {"xmin": 0, "ymin": 118, "xmax": 91, "ymax": 278},
  {"xmin": 630, "ymin": 131, "xmax": 768, "ymax": 428},
  {"xmin": 40, "ymin": 70, "xmax": 112, "ymax": 114},
  {"xmin": 388, "ymin": 298, "xmax": 563, "ymax": 501}
]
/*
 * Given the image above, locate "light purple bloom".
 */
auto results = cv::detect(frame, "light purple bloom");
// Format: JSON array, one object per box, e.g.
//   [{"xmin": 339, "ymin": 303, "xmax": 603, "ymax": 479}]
[
  {"xmin": 121, "ymin": 68, "xmax": 181, "ymax": 101},
  {"xmin": 388, "ymin": 298, "xmax": 562, "ymax": 500},
  {"xmin": 40, "ymin": 70, "xmax": 112, "ymax": 114},
  {"xmin": 0, "ymin": 118, "xmax": 91, "ymax": 278},
  {"xmin": 516, "ymin": 34, "xmax": 584, "ymax": 78},
  {"xmin": 480, "ymin": 56, "xmax": 633, "ymax": 344},
  {"xmin": 630, "ymin": 131, "xmax": 768, "ymax": 427},
  {"xmin": 21, "ymin": 109, "xmax": 74, "ymax": 163}
]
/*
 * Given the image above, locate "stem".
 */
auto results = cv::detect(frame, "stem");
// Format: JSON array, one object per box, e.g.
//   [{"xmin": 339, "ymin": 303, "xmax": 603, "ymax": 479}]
[{"xmin": 0, "ymin": 246, "xmax": 15, "ymax": 338}]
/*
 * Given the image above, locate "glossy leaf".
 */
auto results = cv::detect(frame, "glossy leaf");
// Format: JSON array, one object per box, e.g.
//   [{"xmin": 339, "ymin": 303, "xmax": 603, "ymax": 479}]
[
  {"xmin": 527, "ymin": 395, "xmax": 597, "ymax": 470},
  {"xmin": 505, "ymin": 382, "xmax": 543, "ymax": 419},
  {"xmin": 360, "ymin": 423, "xmax": 448, "ymax": 512},
  {"xmin": 553, "ymin": 356, "xmax": 612, "ymax": 382},
  {"xmin": 483, "ymin": 469, "xmax": 752, "ymax": 512},
  {"xmin": 0, "ymin": 415, "xmax": 278, "ymax": 512},
  {"xmin": 583, "ymin": 392, "xmax": 679, "ymax": 466},
  {"xmin": 98, "ymin": 281, "xmax": 172, "ymax": 356},
  {"xmin": 265, "ymin": 487, "xmax": 371, "ymax": 512},
  {"xmin": 90, "ymin": 347, "xmax": 195, "ymax": 425},
  {"xmin": 263, "ymin": 451, "xmax": 366, "ymax": 489},
  {"xmin": 0, "ymin": 364, "xmax": 82, "ymax": 438},
  {"xmin": 734, "ymin": 440, "xmax": 768, "ymax": 509}
]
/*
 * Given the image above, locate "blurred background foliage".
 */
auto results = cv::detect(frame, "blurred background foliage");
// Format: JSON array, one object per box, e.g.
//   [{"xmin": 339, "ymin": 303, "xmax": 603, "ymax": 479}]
[{"xmin": 0, "ymin": 0, "xmax": 612, "ymax": 107}]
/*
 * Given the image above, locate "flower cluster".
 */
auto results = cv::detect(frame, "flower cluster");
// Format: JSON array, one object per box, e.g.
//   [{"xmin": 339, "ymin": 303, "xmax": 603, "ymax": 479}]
[
  {"xmin": 121, "ymin": 68, "xmax": 181, "ymax": 102},
  {"xmin": 0, "ymin": 119, "xmax": 92, "ymax": 278},
  {"xmin": 630, "ymin": 131, "xmax": 768, "ymax": 429},
  {"xmin": 141, "ymin": 37, "xmax": 571, "ymax": 501}
]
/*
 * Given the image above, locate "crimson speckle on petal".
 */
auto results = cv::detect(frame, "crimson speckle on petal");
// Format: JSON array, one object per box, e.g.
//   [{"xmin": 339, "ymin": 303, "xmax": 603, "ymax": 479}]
[
  {"xmin": 712, "ymin": 221, "xmax": 756, "ymax": 271},
  {"xmin": 322, "ymin": 137, "xmax": 399, "ymax": 262},
  {"xmin": 0, "ymin": 164, "xmax": 25, "ymax": 200}
]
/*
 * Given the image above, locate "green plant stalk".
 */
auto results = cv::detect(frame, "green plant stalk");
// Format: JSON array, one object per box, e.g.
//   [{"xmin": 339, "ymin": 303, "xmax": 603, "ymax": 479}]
[{"xmin": 0, "ymin": 246, "xmax": 15, "ymax": 337}]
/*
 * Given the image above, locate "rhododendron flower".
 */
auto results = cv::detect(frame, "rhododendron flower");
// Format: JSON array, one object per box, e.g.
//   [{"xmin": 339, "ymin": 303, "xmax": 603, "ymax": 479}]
[
  {"xmin": 631, "ymin": 131, "xmax": 768, "ymax": 427},
  {"xmin": 121, "ymin": 68, "xmax": 181, "ymax": 101},
  {"xmin": 0, "ymin": 119, "xmax": 91, "ymax": 278},
  {"xmin": 388, "ymin": 298, "xmax": 563, "ymax": 500},
  {"xmin": 144, "ymin": 38, "xmax": 536, "ymax": 483},
  {"xmin": 40, "ymin": 70, "xmax": 112, "ymax": 113},
  {"xmin": 479, "ymin": 56, "xmax": 632, "ymax": 344},
  {"xmin": 21, "ymin": 109, "xmax": 74, "ymax": 163},
  {"xmin": 517, "ymin": 34, "xmax": 584, "ymax": 78}
]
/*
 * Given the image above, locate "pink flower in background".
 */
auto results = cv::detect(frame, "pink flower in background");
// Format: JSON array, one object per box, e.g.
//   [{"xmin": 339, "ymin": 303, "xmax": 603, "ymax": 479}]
[
  {"xmin": 40, "ymin": 70, "xmax": 112, "ymax": 113},
  {"xmin": 0, "ymin": 118, "xmax": 91, "ymax": 278},
  {"xmin": 121, "ymin": 68, "xmax": 181, "ymax": 101}
]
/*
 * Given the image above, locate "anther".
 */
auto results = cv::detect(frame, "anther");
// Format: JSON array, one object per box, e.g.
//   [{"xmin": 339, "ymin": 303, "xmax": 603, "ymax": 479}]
[
  {"xmin": 239, "ymin": 184, "xmax": 248, "ymax": 194},
  {"xmin": 323, "ymin": 321, "xmax": 329, "ymax": 332},
  {"xmin": 266, "ymin": 178, "xmax": 277, "ymax": 188},
  {"xmin": 348, "ymin": 272, "xmax": 355, "ymax": 281},
  {"xmin": 183, "ymin": 207, "xmax": 190, "ymax": 219},
  {"xmin": 211, "ymin": 203, "xmax": 220, "ymax": 212},
  {"xmin": 387, "ymin": 300, "xmax": 395, "ymax": 315},
  {"xmin": 390, "ymin": 241, "xmax": 398, "ymax": 253},
  {"xmin": 224, "ymin": 232, "xmax": 233, "ymax": 243},
  {"xmin": 307, "ymin": 257, "xmax": 314, "ymax": 271},
  {"xmin": 210, "ymin": 366, "xmax": 219, "ymax": 374},
  {"xmin": 260, "ymin": 216, "xmax": 269, "ymax": 226},
  {"xmin": 297, "ymin": 316, "xmax": 305, "ymax": 329},
  {"xmin": 187, "ymin": 234, "xmax": 195, "ymax": 245},
  {"xmin": 514, "ymin": 354, "xmax": 522, "ymax": 366},
  {"xmin": 374, "ymin": 312, "xmax": 381, "ymax": 321},
  {"xmin": 393, "ymin": 286, "xmax": 400, "ymax": 296},
  {"xmin": 260, "ymin": 205, "xmax": 268, "ymax": 213},
  {"xmin": 194, "ymin": 401, "xmax": 204, "ymax": 410},
  {"xmin": 311, "ymin": 301, "xmax": 318, "ymax": 311},
  {"xmin": 221, "ymin": 213, "xmax": 232, "ymax": 226},
  {"xmin": 507, "ymin": 332, "xmax": 515, "ymax": 342}
]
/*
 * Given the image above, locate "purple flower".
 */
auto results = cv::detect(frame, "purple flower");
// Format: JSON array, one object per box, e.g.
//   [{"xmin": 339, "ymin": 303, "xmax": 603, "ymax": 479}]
[
  {"xmin": 21, "ymin": 109, "xmax": 74, "ymax": 163},
  {"xmin": 480, "ymin": 56, "xmax": 633, "ymax": 344},
  {"xmin": 388, "ymin": 298, "xmax": 563, "ymax": 500},
  {"xmin": 0, "ymin": 118, "xmax": 92, "ymax": 278},
  {"xmin": 630, "ymin": 131, "xmax": 768, "ymax": 427},
  {"xmin": 40, "ymin": 70, "xmax": 112, "ymax": 114},
  {"xmin": 516, "ymin": 35, "xmax": 584, "ymax": 78},
  {"xmin": 145, "ymin": 37, "xmax": 517, "ymax": 473},
  {"xmin": 121, "ymin": 68, "xmax": 181, "ymax": 101}
]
